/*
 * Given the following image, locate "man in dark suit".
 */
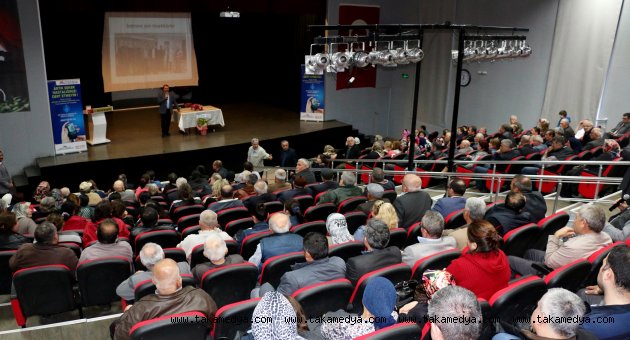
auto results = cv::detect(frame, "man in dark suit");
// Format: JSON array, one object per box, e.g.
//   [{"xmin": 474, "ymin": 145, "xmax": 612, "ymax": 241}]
[
  {"xmin": 510, "ymin": 175, "xmax": 547, "ymax": 223},
  {"xmin": 394, "ymin": 174, "xmax": 432, "ymax": 229},
  {"xmin": 485, "ymin": 191, "xmax": 534, "ymax": 235},
  {"xmin": 432, "ymin": 178, "xmax": 467, "ymax": 219},
  {"xmin": 208, "ymin": 185, "xmax": 245, "ymax": 212},
  {"xmin": 277, "ymin": 140, "xmax": 298, "ymax": 168},
  {"xmin": 157, "ymin": 84, "xmax": 179, "ymax": 137},
  {"xmin": 277, "ymin": 175, "xmax": 312, "ymax": 203},
  {"xmin": 516, "ymin": 135, "xmax": 537, "ymax": 156},
  {"xmin": 308, "ymin": 168, "xmax": 338, "ymax": 196},
  {"xmin": 583, "ymin": 128, "xmax": 604, "ymax": 150},
  {"xmin": 243, "ymin": 180, "xmax": 277, "ymax": 214},
  {"xmin": 343, "ymin": 136, "xmax": 361, "ymax": 160},
  {"xmin": 346, "ymin": 219, "xmax": 402, "ymax": 285}
]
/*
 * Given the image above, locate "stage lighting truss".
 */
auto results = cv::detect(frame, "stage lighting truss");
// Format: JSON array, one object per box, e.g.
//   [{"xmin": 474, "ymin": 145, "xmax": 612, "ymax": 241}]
[
  {"xmin": 305, "ymin": 40, "xmax": 424, "ymax": 74},
  {"xmin": 452, "ymin": 38, "xmax": 531, "ymax": 64}
]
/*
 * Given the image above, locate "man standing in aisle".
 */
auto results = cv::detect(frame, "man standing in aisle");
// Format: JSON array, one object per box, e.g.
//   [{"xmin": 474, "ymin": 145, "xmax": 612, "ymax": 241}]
[
  {"xmin": 247, "ymin": 138, "xmax": 272, "ymax": 173},
  {"xmin": 157, "ymin": 84, "xmax": 179, "ymax": 137},
  {"xmin": 0, "ymin": 150, "xmax": 13, "ymax": 196}
]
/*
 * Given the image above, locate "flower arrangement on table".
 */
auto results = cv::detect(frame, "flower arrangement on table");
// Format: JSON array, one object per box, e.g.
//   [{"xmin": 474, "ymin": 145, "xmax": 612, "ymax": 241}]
[
  {"xmin": 196, "ymin": 117, "xmax": 209, "ymax": 135},
  {"xmin": 191, "ymin": 104, "xmax": 204, "ymax": 111}
]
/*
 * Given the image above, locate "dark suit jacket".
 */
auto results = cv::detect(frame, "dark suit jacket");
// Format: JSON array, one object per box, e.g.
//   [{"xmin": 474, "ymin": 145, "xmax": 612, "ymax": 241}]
[
  {"xmin": 346, "ymin": 246, "xmax": 402, "ymax": 285},
  {"xmin": 294, "ymin": 169, "xmax": 316, "ymax": 185},
  {"xmin": 394, "ymin": 191, "xmax": 433, "ymax": 229},
  {"xmin": 243, "ymin": 193, "xmax": 277, "ymax": 214},
  {"xmin": 157, "ymin": 90, "xmax": 178, "ymax": 114},
  {"xmin": 277, "ymin": 187, "xmax": 312, "ymax": 203},
  {"xmin": 517, "ymin": 145, "xmax": 537, "ymax": 156},
  {"xmin": 583, "ymin": 138, "xmax": 604, "ymax": 151},
  {"xmin": 343, "ymin": 145, "xmax": 361, "ymax": 160},
  {"xmin": 485, "ymin": 204, "xmax": 535, "ymax": 235},
  {"xmin": 523, "ymin": 190, "xmax": 547, "ymax": 223},
  {"xmin": 277, "ymin": 148, "xmax": 298, "ymax": 167}
]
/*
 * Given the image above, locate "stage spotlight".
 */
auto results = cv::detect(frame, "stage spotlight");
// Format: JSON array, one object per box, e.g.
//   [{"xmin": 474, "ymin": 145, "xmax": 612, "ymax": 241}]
[
  {"xmin": 305, "ymin": 53, "xmax": 329, "ymax": 75},
  {"xmin": 368, "ymin": 50, "xmax": 395, "ymax": 66},
  {"xmin": 406, "ymin": 47, "xmax": 424, "ymax": 63},
  {"xmin": 330, "ymin": 51, "xmax": 351, "ymax": 71},
  {"xmin": 350, "ymin": 51, "xmax": 370, "ymax": 68},
  {"xmin": 392, "ymin": 48, "xmax": 409, "ymax": 65}
]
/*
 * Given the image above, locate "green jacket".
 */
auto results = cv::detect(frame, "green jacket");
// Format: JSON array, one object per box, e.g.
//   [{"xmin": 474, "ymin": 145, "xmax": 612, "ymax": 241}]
[{"xmin": 318, "ymin": 185, "xmax": 364, "ymax": 205}]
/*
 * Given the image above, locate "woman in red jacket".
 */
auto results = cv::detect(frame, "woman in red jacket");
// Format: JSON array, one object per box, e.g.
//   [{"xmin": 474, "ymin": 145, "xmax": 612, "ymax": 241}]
[{"xmin": 446, "ymin": 220, "xmax": 510, "ymax": 300}]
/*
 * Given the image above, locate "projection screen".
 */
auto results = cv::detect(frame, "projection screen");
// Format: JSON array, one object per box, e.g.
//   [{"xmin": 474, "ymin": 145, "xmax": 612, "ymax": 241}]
[{"xmin": 102, "ymin": 12, "xmax": 198, "ymax": 92}]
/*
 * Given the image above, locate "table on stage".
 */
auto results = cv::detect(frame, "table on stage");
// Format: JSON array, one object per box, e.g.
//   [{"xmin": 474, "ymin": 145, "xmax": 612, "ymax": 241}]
[{"xmin": 177, "ymin": 105, "xmax": 225, "ymax": 131}]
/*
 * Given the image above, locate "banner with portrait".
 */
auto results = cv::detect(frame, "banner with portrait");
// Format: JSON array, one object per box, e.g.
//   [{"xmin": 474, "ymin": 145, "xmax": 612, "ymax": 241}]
[
  {"xmin": 300, "ymin": 65, "xmax": 325, "ymax": 122},
  {"xmin": 48, "ymin": 79, "xmax": 87, "ymax": 154}
]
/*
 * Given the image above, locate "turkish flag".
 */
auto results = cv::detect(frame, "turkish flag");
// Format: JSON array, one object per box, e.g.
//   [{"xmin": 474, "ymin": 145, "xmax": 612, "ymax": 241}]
[{"xmin": 337, "ymin": 5, "xmax": 380, "ymax": 90}]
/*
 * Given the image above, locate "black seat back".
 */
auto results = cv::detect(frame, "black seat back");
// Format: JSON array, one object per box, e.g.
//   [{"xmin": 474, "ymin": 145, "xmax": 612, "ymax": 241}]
[
  {"xmin": 201, "ymin": 263, "xmax": 259, "ymax": 308},
  {"xmin": 77, "ymin": 257, "xmax": 132, "ymax": 306}
]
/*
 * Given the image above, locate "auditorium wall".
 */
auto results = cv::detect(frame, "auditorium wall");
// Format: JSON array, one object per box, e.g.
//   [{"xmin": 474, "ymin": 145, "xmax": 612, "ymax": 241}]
[
  {"xmin": 324, "ymin": 0, "xmax": 559, "ymax": 138},
  {"xmin": 599, "ymin": 0, "xmax": 630, "ymax": 126},
  {"xmin": 0, "ymin": 0, "xmax": 53, "ymax": 175}
]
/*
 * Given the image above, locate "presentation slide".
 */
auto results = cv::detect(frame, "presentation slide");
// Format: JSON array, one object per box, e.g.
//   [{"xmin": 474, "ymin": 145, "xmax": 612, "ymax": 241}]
[{"xmin": 102, "ymin": 12, "xmax": 198, "ymax": 92}]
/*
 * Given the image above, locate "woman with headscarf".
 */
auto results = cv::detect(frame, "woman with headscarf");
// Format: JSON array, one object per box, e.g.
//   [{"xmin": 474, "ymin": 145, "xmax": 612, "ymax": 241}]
[
  {"xmin": 249, "ymin": 292, "xmax": 306, "ymax": 340},
  {"xmin": 326, "ymin": 213, "xmax": 354, "ymax": 245},
  {"xmin": 33, "ymin": 181, "xmax": 50, "ymax": 203},
  {"xmin": 321, "ymin": 277, "xmax": 398, "ymax": 339},
  {"xmin": 12, "ymin": 202, "xmax": 37, "ymax": 234}
]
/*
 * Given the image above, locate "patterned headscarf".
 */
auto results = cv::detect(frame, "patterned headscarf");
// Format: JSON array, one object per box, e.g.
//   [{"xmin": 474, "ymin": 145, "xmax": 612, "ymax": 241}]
[
  {"xmin": 251, "ymin": 292, "xmax": 305, "ymax": 340},
  {"xmin": 422, "ymin": 269, "xmax": 456, "ymax": 299},
  {"xmin": 12, "ymin": 202, "xmax": 31, "ymax": 220},
  {"xmin": 34, "ymin": 181, "xmax": 50, "ymax": 203},
  {"xmin": 326, "ymin": 213, "xmax": 354, "ymax": 245}
]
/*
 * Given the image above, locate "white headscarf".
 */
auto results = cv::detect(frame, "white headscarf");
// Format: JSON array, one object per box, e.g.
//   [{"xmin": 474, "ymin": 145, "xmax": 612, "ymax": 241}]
[
  {"xmin": 326, "ymin": 213, "xmax": 354, "ymax": 245},
  {"xmin": 251, "ymin": 292, "xmax": 305, "ymax": 340}
]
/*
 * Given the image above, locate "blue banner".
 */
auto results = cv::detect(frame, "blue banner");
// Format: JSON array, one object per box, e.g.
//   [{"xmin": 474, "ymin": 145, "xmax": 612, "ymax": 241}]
[
  {"xmin": 300, "ymin": 64, "xmax": 325, "ymax": 121},
  {"xmin": 47, "ymin": 79, "xmax": 87, "ymax": 154}
]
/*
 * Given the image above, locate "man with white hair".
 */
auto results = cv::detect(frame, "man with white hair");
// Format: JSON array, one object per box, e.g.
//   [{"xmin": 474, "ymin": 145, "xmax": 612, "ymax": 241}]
[
  {"xmin": 192, "ymin": 233, "xmax": 244, "ymax": 284},
  {"xmin": 110, "ymin": 180, "xmax": 135, "ymax": 202},
  {"xmin": 583, "ymin": 127, "xmax": 604, "ymax": 150},
  {"xmin": 317, "ymin": 171, "xmax": 363, "ymax": 205},
  {"xmin": 357, "ymin": 183, "xmax": 385, "ymax": 215},
  {"xmin": 293, "ymin": 158, "xmax": 316, "ymax": 184},
  {"xmin": 558, "ymin": 118, "xmax": 575, "ymax": 140},
  {"xmin": 531, "ymin": 135, "xmax": 546, "ymax": 152},
  {"xmin": 509, "ymin": 205, "xmax": 612, "ymax": 277},
  {"xmin": 393, "ymin": 174, "xmax": 432, "ymax": 229},
  {"xmin": 267, "ymin": 168, "xmax": 291, "ymax": 193},
  {"xmin": 248, "ymin": 212, "xmax": 303, "ymax": 268},
  {"xmin": 427, "ymin": 286, "xmax": 482, "ymax": 340},
  {"xmin": 177, "ymin": 210, "xmax": 232, "ymax": 260},
  {"xmin": 402, "ymin": 211, "xmax": 456, "ymax": 267},
  {"xmin": 494, "ymin": 288, "xmax": 590, "ymax": 339},
  {"xmin": 443, "ymin": 197, "xmax": 487, "ymax": 249},
  {"xmin": 116, "ymin": 243, "xmax": 191, "ymax": 301},
  {"xmin": 113, "ymin": 258, "xmax": 217, "ymax": 340},
  {"xmin": 243, "ymin": 180, "xmax": 276, "ymax": 214},
  {"xmin": 342, "ymin": 136, "xmax": 361, "ymax": 160},
  {"xmin": 247, "ymin": 137, "xmax": 272, "ymax": 170}
]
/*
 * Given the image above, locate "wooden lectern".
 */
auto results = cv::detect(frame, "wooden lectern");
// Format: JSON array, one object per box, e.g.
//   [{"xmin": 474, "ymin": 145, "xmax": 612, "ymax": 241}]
[{"xmin": 84, "ymin": 105, "xmax": 113, "ymax": 145}]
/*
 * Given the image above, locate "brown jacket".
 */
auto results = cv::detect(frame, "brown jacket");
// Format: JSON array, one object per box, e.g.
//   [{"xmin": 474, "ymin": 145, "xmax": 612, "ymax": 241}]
[
  {"xmin": 9, "ymin": 243, "xmax": 78, "ymax": 273},
  {"xmin": 114, "ymin": 286, "xmax": 217, "ymax": 340}
]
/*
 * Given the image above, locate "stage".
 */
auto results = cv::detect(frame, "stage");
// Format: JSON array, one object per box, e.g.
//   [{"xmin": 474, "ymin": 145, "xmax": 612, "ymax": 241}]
[{"xmin": 36, "ymin": 103, "xmax": 354, "ymax": 189}]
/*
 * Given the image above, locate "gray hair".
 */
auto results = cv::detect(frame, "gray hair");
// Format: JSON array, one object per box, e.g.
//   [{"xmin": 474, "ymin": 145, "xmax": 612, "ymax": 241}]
[
  {"xmin": 175, "ymin": 177, "xmax": 188, "ymax": 189},
  {"xmin": 578, "ymin": 205, "xmax": 606, "ymax": 232},
  {"xmin": 140, "ymin": 242, "xmax": 165, "ymax": 270},
  {"xmin": 203, "ymin": 233, "xmax": 227, "ymax": 262},
  {"xmin": 297, "ymin": 158, "xmax": 310, "ymax": 169},
  {"xmin": 560, "ymin": 118, "xmax": 569, "ymax": 125},
  {"xmin": 591, "ymin": 127, "xmax": 602, "ymax": 138},
  {"xmin": 537, "ymin": 288, "xmax": 586, "ymax": 338},
  {"xmin": 269, "ymin": 213, "xmax": 291, "ymax": 234},
  {"xmin": 371, "ymin": 167, "xmax": 385, "ymax": 183},
  {"xmin": 500, "ymin": 139, "xmax": 513, "ymax": 148},
  {"xmin": 421, "ymin": 211, "xmax": 445, "ymax": 238},
  {"xmin": 199, "ymin": 210, "xmax": 218, "ymax": 229},
  {"xmin": 365, "ymin": 219, "xmax": 390, "ymax": 249},
  {"xmin": 366, "ymin": 183, "xmax": 384, "ymax": 199},
  {"xmin": 465, "ymin": 197, "xmax": 486, "ymax": 222},
  {"xmin": 34, "ymin": 222, "xmax": 57, "ymax": 244},
  {"xmin": 340, "ymin": 171, "xmax": 356, "ymax": 186},
  {"xmin": 428, "ymin": 286, "xmax": 482, "ymax": 340},
  {"xmin": 254, "ymin": 180, "xmax": 268, "ymax": 195},
  {"xmin": 275, "ymin": 169, "xmax": 287, "ymax": 181},
  {"xmin": 532, "ymin": 135, "xmax": 544, "ymax": 144}
]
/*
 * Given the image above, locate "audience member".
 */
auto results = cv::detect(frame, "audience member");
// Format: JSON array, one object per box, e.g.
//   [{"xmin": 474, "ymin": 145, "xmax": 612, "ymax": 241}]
[
  {"xmin": 116, "ymin": 243, "xmax": 191, "ymax": 301},
  {"xmin": 243, "ymin": 180, "xmax": 276, "ymax": 214},
  {"xmin": 79, "ymin": 218, "xmax": 132, "ymax": 262},
  {"xmin": 446, "ymin": 220, "xmax": 509, "ymax": 300},
  {"xmin": 605, "ymin": 112, "xmax": 630, "ymax": 138},
  {"xmin": 129, "ymin": 206, "xmax": 174, "ymax": 242},
  {"xmin": 44, "ymin": 213, "xmax": 82, "ymax": 244},
  {"xmin": 9, "ymin": 222, "xmax": 78, "ymax": 272},
  {"xmin": 583, "ymin": 127, "xmax": 604, "ymax": 150},
  {"xmin": 474, "ymin": 139, "xmax": 520, "ymax": 190},
  {"xmin": 267, "ymin": 169, "xmax": 292, "ymax": 193},
  {"xmin": 211, "ymin": 160, "xmax": 229, "ymax": 179},
  {"xmin": 12, "ymin": 202, "xmax": 37, "ymax": 234},
  {"xmin": 177, "ymin": 210, "xmax": 232, "ymax": 259},
  {"xmin": 368, "ymin": 167, "xmax": 395, "ymax": 191},
  {"xmin": 111, "ymin": 180, "xmax": 135, "ymax": 202},
  {"xmin": 113, "ymin": 258, "xmax": 217, "ymax": 340},
  {"xmin": 427, "ymin": 286, "xmax": 483, "ymax": 340},
  {"xmin": 321, "ymin": 277, "xmax": 397, "ymax": 339},
  {"xmin": 509, "ymin": 205, "xmax": 612, "ymax": 276},
  {"xmin": 248, "ymin": 213, "xmax": 303, "ymax": 268},
  {"xmin": 208, "ymin": 185, "xmax": 245, "ymax": 212},
  {"xmin": 277, "ymin": 175, "xmax": 311, "ymax": 203},
  {"xmin": 251, "ymin": 292, "xmax": 306, "ymax": 340},
  {"xmin": 0, "ymin": 212, "xmax": 28, "ymax": 250},
  {"xmin": 276, "ymin": 140, "xmax": 298, "ymax": 168},
  {"xmin": 235, "ymin": 203, "xmax": 269, "ymax": 247},
  {"xmin": 318, "ymin": 171, "xmax": 363, "ymax": 205},
  {"xmin": 354, "ymin": 201, "xmax": 398, "ymax": 241},
  {"xmin": 432, "ymin": 178, "xmax": 467, "ymax": 218},
  {"xmin": 485, "ymin": 191, "xmax": 534, "ymax": 235},
  {"xmin": 192, "ymin": 233, "xmax": 244, "ymax": 284},
  {"xmin": 308, "ymin": 168, "xmax": 338, "ymax": 195},
  {"xmin": 346, "ymin": 219, "xmax": 402, "ymax": 285},
  {"xmin": 342, "ymin": 136, "xmax": 361, "ymax": 160},
  {"xmin": 357, "ymin": 183, "xmax": 385, "ymax": 215},
  {"xmin": 293, "ymin": 158, "xmax": 316, "ymax": 184},
  {"xmin": 247, "ymin": 138, "xmax": 272, "ymax": 170},
  {"xmin": 234, "ymin": 173, "xmax": 258, "ymax": 199},
  {"xmin": 402, "ymin": 211, "xmax": 456, "ymax": 267},
  {"xmin": 326, "ymin": 213, "xmax": 354, "ymax": 245},
  {"xmin": 511, "ymin": 174, "xmax": 547, "ymax": 222},
  {"xmin": 394, "ymin": 174, "xmax": 432, "ymax": 229},
  {"xmin": 284, "ymin": 199, "xmax": 304, "ymax": 226},
  {"xmin": 442, "ymin": 197, "xmax": 487, "ymax": 250},
  {"xmin": 561, "ymin": 139, "xmax": 620, "ymax": 198}
]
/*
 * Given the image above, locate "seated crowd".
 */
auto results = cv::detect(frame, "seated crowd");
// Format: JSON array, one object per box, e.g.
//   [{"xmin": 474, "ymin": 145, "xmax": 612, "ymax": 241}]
[{"xmin": 0, "ymin": 112, "xmax": 629, "ymax": 340}]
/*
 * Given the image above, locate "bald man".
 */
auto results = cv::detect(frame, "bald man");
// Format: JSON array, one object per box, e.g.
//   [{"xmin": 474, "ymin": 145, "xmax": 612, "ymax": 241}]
[
  {"xmin": 110, "ymin": 180, "xmax": 135, "ymax": 202},
  {"xmin": 113, "ymin": 259, "xmax": 217, "ymax": 339},
  {"xmin": 393, "ymin": 174, "xmax": 432, "ymax": 229}
]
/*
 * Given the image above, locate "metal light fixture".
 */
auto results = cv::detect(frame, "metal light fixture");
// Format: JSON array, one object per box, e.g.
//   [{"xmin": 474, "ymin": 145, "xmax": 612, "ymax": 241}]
[
  {"xmin": 305, "ymin": 44, "xmax": 329, "ymax": 75},
  {"xmin": 350, "ymin": 51, "xmax": 370, "ymax": 68}
]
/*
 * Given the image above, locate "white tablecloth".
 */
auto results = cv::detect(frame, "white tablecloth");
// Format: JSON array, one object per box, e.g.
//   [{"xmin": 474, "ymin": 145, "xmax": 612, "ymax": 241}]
[{"xmin": 178, "ymin": 106, "xmax": 225, "ymax": 130}]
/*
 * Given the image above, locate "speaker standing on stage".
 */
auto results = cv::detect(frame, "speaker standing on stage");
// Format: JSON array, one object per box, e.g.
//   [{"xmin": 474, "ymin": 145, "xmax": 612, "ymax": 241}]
[{"xmin": 157, "ymin": 84, "xmax": 179, "ymax": 137}]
